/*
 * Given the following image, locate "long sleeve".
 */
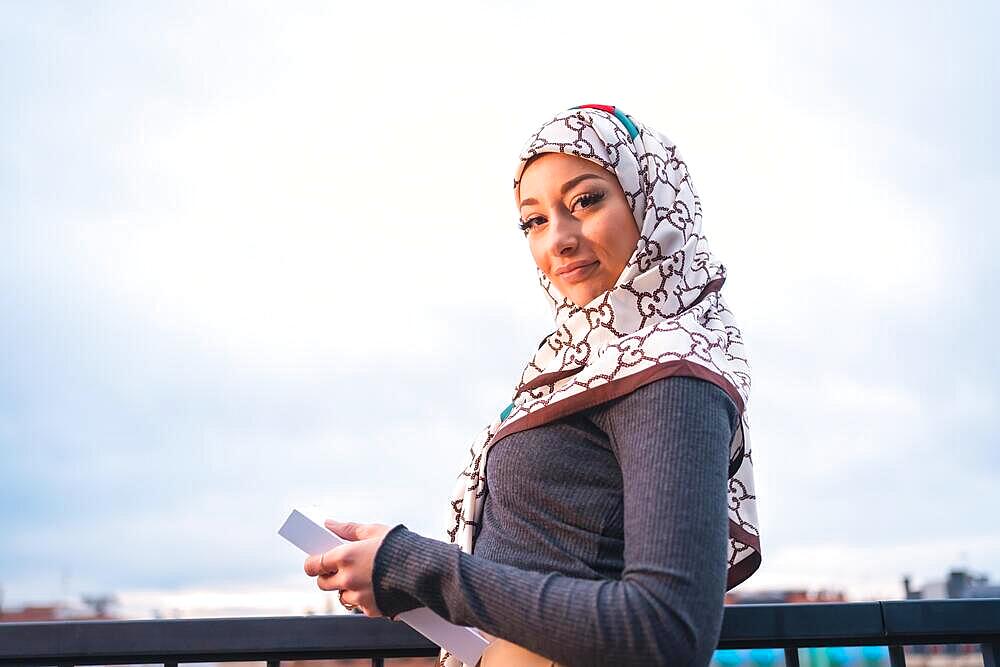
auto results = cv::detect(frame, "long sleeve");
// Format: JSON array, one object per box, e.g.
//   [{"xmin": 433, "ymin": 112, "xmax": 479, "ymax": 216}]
[{"xmin": 372, "ymin": 376, "xmax": 735, "ymax": 666}]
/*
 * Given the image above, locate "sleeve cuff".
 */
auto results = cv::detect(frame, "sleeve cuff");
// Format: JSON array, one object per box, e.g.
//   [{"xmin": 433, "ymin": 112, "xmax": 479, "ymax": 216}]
[{"xmin": 372, "ymin": 523, "xmax": 423, "ymax": 617}]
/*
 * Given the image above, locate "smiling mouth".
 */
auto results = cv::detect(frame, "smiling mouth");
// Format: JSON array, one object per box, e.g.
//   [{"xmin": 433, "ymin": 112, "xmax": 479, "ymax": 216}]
[{"xmin": 557, "ymin": 261, "xmax": 599, "ymax": 284}]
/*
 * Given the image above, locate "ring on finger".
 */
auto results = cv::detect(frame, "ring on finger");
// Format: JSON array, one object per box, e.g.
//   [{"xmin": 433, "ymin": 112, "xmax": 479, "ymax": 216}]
[{"xmin": 337, "ymin": 590, "xmax": 358, "ymax": 612}]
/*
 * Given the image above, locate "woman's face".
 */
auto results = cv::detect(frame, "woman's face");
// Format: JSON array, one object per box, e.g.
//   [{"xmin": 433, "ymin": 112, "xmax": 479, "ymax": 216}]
[{"xmin": 517, "ymin": 153, "xmax": 639, "ymax": 307}]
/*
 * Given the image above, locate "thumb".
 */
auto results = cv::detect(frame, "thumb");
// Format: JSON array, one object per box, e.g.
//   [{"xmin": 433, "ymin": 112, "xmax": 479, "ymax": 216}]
[{"xmin": 325, "ymin": 519, "xmax": 363, "ymax": 541}]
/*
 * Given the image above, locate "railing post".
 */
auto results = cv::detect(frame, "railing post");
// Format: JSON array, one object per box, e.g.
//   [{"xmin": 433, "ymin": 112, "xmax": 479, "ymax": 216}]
[
  {"xmin": 888, "ymin": 645, "xmax": 906, "ymax": 667},
  {"xmin": 267, "ymin": 661, "xmax": 280, "ymax": 667},
  {"xmin": 983, "ymin": 642, "xmax": 999, "ymax": 667},
  {"xmin": 371, "ymin": 658, "xmax": 384, "ymax": 667},
  {"xmin": 783, "ymin": 647, "xmax": 800, "ymax": 667}
]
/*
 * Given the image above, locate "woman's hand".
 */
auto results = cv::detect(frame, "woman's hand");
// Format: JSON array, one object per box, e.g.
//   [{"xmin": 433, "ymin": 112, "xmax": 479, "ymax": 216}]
[{"xmin": 303, "ymin": 519, "xmax": 393, "ymax": 617}]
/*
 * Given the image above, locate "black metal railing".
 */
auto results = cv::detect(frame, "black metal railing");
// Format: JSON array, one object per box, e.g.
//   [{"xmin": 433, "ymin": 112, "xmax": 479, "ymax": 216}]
[{"xmin": 0, "ymin": 598, "xmax": 997, "ymax": 666}]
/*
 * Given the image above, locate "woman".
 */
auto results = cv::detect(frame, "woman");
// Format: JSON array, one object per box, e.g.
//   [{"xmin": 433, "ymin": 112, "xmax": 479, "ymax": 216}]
[{"xmin": 303, "ymin": 105, "xmax": 762, "ymax": 666}]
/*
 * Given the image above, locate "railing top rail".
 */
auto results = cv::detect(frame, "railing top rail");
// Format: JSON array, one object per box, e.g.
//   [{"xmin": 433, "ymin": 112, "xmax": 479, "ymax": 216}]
[
  {"xmin": 0, "ymin": 614, "xmax": 439, "ymax": 665},
  {"xmin": 717, "ymin": 599, "xmax": 1000, "ymax": 648},
  {"xmin": 718, "ymin": 602, "xmax": 884, "ymax": 648},
  {"xmin": 0, "ymin": 599, "xmax": 998, "ymax": 665},
  {"xmin": 882, "ymin": 599, "xmax": 1000, "ymax": 644}
]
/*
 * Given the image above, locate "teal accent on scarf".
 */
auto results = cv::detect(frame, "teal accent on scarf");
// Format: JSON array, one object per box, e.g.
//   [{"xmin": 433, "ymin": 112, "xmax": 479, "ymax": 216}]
[
  {"xmin": 499, "ymin": 402, "xmax": 514, "ymax": 422},
  {"xmin": 612, "ymin": 109, "xmax": 640, "ymax": 140}
]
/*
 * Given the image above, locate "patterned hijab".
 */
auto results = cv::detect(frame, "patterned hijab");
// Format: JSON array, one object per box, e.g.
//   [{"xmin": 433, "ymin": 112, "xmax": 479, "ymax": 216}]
[{"xmin": 442, "ymin": 105, "xmax": 760, "ymax": 664}]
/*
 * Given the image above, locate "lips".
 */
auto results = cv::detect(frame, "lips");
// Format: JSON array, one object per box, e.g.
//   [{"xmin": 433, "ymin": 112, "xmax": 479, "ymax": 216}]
[{"xmin": 555, "ymin": 259, "xmax": 599, "ymax": 283}]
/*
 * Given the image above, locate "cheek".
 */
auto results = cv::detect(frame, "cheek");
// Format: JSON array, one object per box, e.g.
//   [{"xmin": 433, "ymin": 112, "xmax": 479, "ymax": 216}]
[
  {"xmin": 528, "ymin": 235, "xmax": 550, "ymax": 276},
  {"xmin": 619, "ymin": 225, "xmax": 640, "ymax": 261},
  {"xmin": 604, "ymin": 212, "xmax": 639, "ymax": 267}
]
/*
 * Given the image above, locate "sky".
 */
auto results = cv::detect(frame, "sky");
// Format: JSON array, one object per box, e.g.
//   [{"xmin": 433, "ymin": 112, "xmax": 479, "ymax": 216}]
[{"xmin": 1, "ymin": 1, "xmax": 998, "ymax": 618}]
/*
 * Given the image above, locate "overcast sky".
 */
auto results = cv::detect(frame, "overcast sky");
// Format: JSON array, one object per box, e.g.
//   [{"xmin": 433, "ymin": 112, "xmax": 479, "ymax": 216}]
[{"xmin": 2, "ymin": 1, "xmax": 998, "ymax": 618}]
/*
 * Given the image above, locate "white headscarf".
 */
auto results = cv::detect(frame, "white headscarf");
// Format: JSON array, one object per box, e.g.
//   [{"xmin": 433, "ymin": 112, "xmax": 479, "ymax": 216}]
[{"xmin": 442, "ymin": 106, "xmax": 760, "ymax": 665}]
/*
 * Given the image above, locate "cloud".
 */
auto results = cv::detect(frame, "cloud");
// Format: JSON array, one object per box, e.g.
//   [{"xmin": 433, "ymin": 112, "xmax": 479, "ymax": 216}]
[
  {"xmin": 1, "ymin": 0, "xmax": 997, "ymax": 610},
  {"xmin": 746, "ymin": 534, "xmax": 1000, "ymax": 601}
]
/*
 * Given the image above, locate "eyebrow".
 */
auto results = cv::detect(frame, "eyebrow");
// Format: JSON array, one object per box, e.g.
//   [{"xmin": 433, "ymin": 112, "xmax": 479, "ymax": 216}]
[{"xmin": 519, "ymin": 173, "xmax": 607, "ymax": 209}]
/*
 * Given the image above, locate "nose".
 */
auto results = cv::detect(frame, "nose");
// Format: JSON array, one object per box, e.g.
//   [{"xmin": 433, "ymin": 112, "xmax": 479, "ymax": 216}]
[{"xmin": 547, "ymin": 207, "xmax": 580, "ymax": 257}]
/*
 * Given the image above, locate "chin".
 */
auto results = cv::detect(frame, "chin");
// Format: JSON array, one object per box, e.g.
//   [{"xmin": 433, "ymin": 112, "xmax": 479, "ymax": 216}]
[
  {"xmin": 568, "ymin": 289, "xmax": 600, "ymax": 308},
  {"xmin": 555, "ymin": 277, "xmax": 607, "ymax": 308}
]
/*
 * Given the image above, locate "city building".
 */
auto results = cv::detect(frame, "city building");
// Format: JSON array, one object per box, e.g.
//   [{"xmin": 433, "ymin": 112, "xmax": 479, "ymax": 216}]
[{"xmin": 904, "ymin": 568, "xmax": 1000, "ymax": 600}]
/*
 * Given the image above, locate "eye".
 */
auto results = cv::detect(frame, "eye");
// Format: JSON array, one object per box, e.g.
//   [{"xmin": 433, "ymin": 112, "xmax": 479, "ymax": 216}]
[
  {"xmin": 572, "ymin": 191, "xmax": 606, "ymax": 211},
  {"xmin": 518, "ymin": 216, "xmax": 546, "ymax": 234}
]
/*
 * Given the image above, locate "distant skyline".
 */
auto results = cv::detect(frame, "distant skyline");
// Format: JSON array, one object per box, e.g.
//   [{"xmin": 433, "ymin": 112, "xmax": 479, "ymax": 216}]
[{"xmin": 2, "ymin": 1, "xmax": 998, "ymax": 617}]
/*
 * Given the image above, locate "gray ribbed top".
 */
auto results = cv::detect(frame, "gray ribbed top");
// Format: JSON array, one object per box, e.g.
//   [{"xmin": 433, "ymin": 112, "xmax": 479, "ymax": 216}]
[{"xmin": 373, "ymin": 376, "xmax": 737, "ymax": 666}]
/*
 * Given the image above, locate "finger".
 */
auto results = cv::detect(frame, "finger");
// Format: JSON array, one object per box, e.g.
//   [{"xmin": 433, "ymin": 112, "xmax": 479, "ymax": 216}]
[
  {"xmin": 317, "ymin": 572, "xmax": 341, "ymax": 592},
  {"xmin": 326, "ymin": 543, "xmax": 353, "ymax": 568},
  {"xmin": 304, "ymin": 554, "xmax": 323, "ymax": 577},
  {"xmin": 339, "ymin": 589, "xmax": 360, "ymax": 609},
  {"xmin": 327, "ymin": 520, "xmax": 390, "ymax": 541},
  {"xmin": 324, "ymin": 519, "xmax": 362, "ymax": 541},
  {"xmin": 305, "ymin": 550, "xmax": 339, "ymax": 577}
]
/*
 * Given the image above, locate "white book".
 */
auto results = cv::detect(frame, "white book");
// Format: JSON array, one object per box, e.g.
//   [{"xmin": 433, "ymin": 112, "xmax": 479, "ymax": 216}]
[{"xmin": 278, "ymin": 509, "xmax": 492, "ymax": 666}]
